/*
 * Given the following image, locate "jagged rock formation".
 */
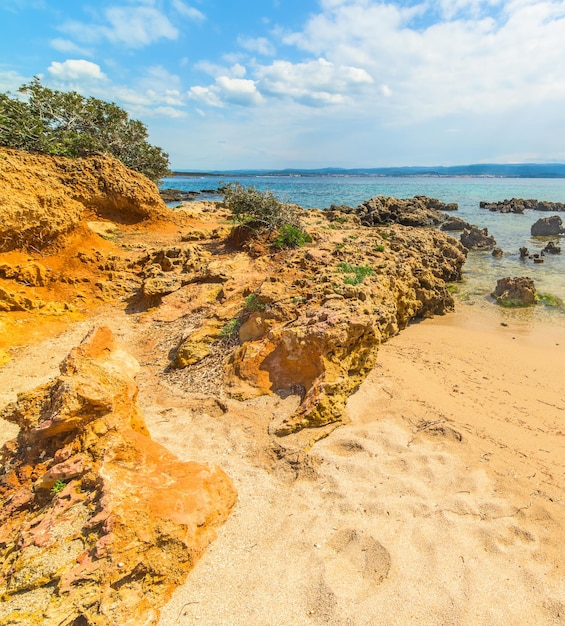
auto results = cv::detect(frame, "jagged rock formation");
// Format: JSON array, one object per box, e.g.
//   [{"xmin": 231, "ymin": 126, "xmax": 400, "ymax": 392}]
[
  {"xmin": 137, "ymin": 208, "xmax": 467, "ymax": 436},
  {"xmin": 460, "ymin": 226, "xmax": 497, "ymax": 250},
  {"xmin": 0, "ymin": 327, "xmax": 236, "ymax": 625},
  {"xmin": 480, "ymin": 198, "xmax": 565, "ymax": 213},
  {"xmin": 530, "ymin": 215, "xmax": 564, "ymax": 237},
  {"xmin": 440, "ymin": 216, "xmax": 470, "ymax": 231},
  {"xmin": 0, "ymin": 147, "xmax": 167, "ymax": 252},
  {"xmin": 492, "ymin": 276, "xmax": 537, "ymax": 306},
  {"xmin": 339, "ymin": 195, "xmax": 455, "ymax": 227}
]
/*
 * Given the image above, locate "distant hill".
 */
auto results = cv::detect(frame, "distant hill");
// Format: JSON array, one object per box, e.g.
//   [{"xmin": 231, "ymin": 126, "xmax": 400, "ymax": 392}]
[{"xmin": 171, "ymin": 164, "xmax": 565, "ymax": 178}]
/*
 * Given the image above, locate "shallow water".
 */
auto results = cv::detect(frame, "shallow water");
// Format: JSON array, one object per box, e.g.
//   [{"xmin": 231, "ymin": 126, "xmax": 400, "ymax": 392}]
[{"xmin": 162, "ymin": 174, "xmax": 565, "ymax": 327}]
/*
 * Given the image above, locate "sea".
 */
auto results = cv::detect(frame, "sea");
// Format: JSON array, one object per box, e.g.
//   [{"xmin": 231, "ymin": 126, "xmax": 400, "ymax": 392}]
[{"xmin": 161, "ymin": 173, "xmax": 565, "ymax": 327}]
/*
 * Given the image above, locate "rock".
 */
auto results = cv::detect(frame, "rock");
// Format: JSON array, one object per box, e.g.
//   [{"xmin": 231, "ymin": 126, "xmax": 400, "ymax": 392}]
[
  {"xmin": 176, "ymin": 324, "xmax": 222, "ymax": 368},
  {"xmin": 492, "ymin": 276, "xmax": 537, "ymax": 306},
  {"xmin": 0, "ymin": 147, "xmax": 168, "ymax": 252},
  {"xmin": 519, "ymin": 247, "xmax": 530, "ymax": 258},
  {"xmin": 223, "ymin": 226, "xmax": 467, "ymax": 435},
  {"xmin": 0, "ymin": 261, "xmax": 49, "ymax": 286},
  {"xmin": 460, "ymin": 226, "xmax": 497, "ymax": 250},
  {"xmin": 159, "ymin": 188, "xmax": 200, "ymax": 203},
  {"xmin": 340, "ymin": 196, "xmax": 449, "ymax": 227},
  {"xmin": 143, "ymin": 274, "xmax": 185, "ymax": 297},
  {"xmin": 531, "ymin": 215, "xmax": 564, "ymax": 237},
  {"xmin": 0, "ymin": 327, "xmax": 236, "ymax": 625},
  {"xmin": 480, "ymin": 198, "xmax": 565, "ymax": 213},
  {"xmin": 492, "ymin": 247, "xmax": 504, "ymax": 258},
  {"xmin": 441, "ymin": 216, "xmax": 471, "ymax": 231},
  {"xmin": 542, "ymin": 241, "xmax": 561, "ymax": 255}
]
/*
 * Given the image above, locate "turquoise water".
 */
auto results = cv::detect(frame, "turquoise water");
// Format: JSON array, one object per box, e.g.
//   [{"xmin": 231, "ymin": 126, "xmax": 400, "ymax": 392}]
[{"xmin": 162, "ymin": 174, "xmax": 565, "ymax": 324}]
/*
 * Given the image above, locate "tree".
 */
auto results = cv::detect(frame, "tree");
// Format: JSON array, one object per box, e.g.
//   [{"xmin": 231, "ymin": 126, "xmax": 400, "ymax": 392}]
[{"xmin": 0, "ymin": 78, "xmax": 170, "ymax": 182}]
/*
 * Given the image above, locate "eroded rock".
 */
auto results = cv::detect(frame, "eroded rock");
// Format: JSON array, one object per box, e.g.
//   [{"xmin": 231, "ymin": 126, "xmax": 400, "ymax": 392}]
[
  {"xmin": 0, "ymin": 327, "xmax": 236, "ymax": 625},
  {"xmin": 460, "ymin": 226, "xmax": 497, "ymax": 251},
  {"xmin": 340, "ymin": 195, "xmax": 451, "ymax": 227},
  {"xmin": 492, "ymin": 276, "xmax": 537, "ymax": 306},
  {"xmin": 0, "ymin": 147, "xmax": 167, "ymax": 252},
  {"xmin": 531, "ymin": 216, "xmax": 564, "ymax": 237}
]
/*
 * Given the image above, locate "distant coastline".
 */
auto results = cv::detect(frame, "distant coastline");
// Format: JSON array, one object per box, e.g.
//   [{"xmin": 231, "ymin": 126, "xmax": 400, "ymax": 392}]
[{"xmin": 170, "ymin": 163, "xmax": 565, "ymax": 178}]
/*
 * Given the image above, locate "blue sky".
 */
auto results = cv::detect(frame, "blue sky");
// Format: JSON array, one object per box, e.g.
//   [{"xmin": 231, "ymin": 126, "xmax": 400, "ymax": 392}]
[{"xmin": 1, "ymin": 0, "xmax": 565, "ymax": 169}]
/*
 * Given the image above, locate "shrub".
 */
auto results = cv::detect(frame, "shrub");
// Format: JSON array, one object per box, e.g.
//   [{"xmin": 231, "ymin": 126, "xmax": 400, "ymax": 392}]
[
  {"xmin": 50, "ymin": 480, "xmax": 66, "ymax": 496},
  {"xmin": 224, "ymin": 183, "xmax": 302, "ymax": 231},
  {"xmin": 272, "ymin": 224, "xmax": 312, "ymax": 249},
  {"xmin": 244, "ymin": 293, "xmax": 266, "ymax": 311},
  {"xmin": 337, "ymin": 262, "xmax": 375, "ymax": 285},
  {"xmin": 219, "ymin": 318, "xmax": 240, "ymax": 339}
]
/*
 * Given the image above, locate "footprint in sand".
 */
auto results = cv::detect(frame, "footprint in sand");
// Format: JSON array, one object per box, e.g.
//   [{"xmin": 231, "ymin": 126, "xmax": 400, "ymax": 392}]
[
  {"xmin": 322, "ymin": 529, "xmax": 391, "ymax": 602},
  {"xmin": 329, "ymin": 439, "xmax": 367, "ymax": 456}
]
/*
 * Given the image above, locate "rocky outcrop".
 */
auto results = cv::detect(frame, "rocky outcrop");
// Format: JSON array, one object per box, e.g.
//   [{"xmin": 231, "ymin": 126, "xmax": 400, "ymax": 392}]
[
  {"xmin": 0, "ymin": 148, "xmax": 167, "ymax": 252},
  {"xmin": 0, "ymin": 327, "xmax": 236, "ymax": 625},
  {"xmin": 492, "ymin": 276, "xmax": 537, "ymax": 306},
  {"xmin": 340, "ymin": 195, "xmax": 453, "ymax": 227},
  {"xmin": 480, "ymin": 198, "xmax": 565, "ymax": 213},
  {"xmin": 531, "ymin": 215, "xmax": 564, "ymax": 237},
  {"xmin": 440, "ymin": 216, "xmax": 470, "ymax": 231},
  {"xmin": 159, "ymin": 188, "xmax": 201, "ymax": 203},
  {"xmin": 138, "ymin": 208, "xmax": 466, "ymax": 437},
  {"xmin": 460, "ymin": 226, "xmax": 497, "ymax": 250},
  {"xmin": 542, "ymin": 241, "xmax": 561, "ymax": 255}
]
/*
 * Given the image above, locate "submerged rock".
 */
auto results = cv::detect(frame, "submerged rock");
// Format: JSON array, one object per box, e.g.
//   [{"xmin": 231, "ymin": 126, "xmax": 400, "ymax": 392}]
[
  {"xmin": 531, "ymin": 215, "xmax": 565, "ymax": 237},
  {"xmin": 460, "ymin": 226, "xmax": 497, "ymax": 250},
  {"xmin": 480, "ymin": 198, "xmax": 565, "ymax": 213},
  {"xmin": 542, "ymin": 241, "xmax": 561, "ymax": 255},
  {"xmin": 492, "ymin": 276, "xmax": 537, "ymax": 306},
  {"xmin": 0, "ymin": 327, "xmax": 236, "ymax": 625}
]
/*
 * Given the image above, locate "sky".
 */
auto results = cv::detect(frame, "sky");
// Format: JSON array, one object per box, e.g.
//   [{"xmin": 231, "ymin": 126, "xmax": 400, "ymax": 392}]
[{"xmin": 1, "ymin": 0, "xmax": 565, "ymax": 170}]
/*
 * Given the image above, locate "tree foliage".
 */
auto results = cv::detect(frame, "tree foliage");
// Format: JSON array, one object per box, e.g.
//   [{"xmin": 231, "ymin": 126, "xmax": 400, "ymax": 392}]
[{"xmin": 0, "ymin": 78, "xmax": 169, "ymax": 182}]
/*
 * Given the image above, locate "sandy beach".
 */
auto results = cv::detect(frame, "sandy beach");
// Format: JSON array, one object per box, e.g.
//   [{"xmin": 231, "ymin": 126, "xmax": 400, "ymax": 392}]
[
  {"xmin": 1, "ymin": 298, "xmax": 564, "ymax": 624},
  {"xmin": 2, "ymin": 251, "xmax": 565, "ymax": 626},
  {"xmin": 151, "ymin": 303, "xmax": 565, "ymax": 625}
]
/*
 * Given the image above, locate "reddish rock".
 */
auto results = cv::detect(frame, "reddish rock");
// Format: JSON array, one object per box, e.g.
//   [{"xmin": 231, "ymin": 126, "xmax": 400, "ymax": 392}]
[{"xmin": 0, "ymin": 327, "xmax": 236, "ymax": 625}]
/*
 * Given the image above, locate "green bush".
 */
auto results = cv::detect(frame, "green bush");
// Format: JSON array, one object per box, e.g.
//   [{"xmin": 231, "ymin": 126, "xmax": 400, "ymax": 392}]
[
  {"xmin": 337, "ymin": 262, "xmax": 375, "ymax": 285},
  {"xmin": 244, "ymin": 293, "xmax": 266, "ymax": 311},
  {"xmin": 50, "ymin": 480, "xmax": 66, "ymax": 495},
  {"xmin": 219, "ymin": 318, "xmax": 240, "ymax": 339},
  {"xmin": 273, "ymin": 224, "xmax": 312, "ymax": 249},
  {"xmin": 0, "ymin": 78, "xmax": 169, "ymax": 182},
  {"xmin": 224, "ymin": 183, "xmax": 302, "ymax": 231}
]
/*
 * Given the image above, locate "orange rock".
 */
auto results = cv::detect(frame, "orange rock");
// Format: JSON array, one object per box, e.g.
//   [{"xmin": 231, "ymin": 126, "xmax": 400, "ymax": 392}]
[{"xmin": 0, "ymin": 327, "xmax": 236, "ymax": 625}]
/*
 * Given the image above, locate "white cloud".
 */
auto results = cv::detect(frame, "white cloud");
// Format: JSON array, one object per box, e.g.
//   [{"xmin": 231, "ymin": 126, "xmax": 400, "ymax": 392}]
[
  {"xmin": 189, "ymin": 76, "xmax": 263, "ymax": 107},
  {"xmin": 47, "ymin": 59, "xmax": 106, "ymax": 81},
  {"xmin": 49, "ymin": 38, "xmax": 92, "ymax": 56},
  {"xmin": 189, "ymin": 56, "xmax": 372, "ymax": 109},
  {"xmin": 216, "ymin": 77, "xmax": 264, "ymax": 106},
  {"xmin": 238, "ymin": 36, "xmax": 276, "ymax": 56},
  {"xmin": 280, "ymin": 0, "xmax": 565, "ymax": 122},
  {"xmin": 256, "ymin": 58, "xmax": 373, "ymax": 107},
  {"xmin": 194, "ymin": 61, "xmax": 247, "ymax": 78},
  {"xmin": 60, "ymin": 6, "xmax": 178, "ymax": 48},
  {"xmin": 171, "ymin": 0, "xmax": 205, "ymax": 22},
  {"xmin": 0, "ymin": 69, "xmax": 28, "ymax": 92}
]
